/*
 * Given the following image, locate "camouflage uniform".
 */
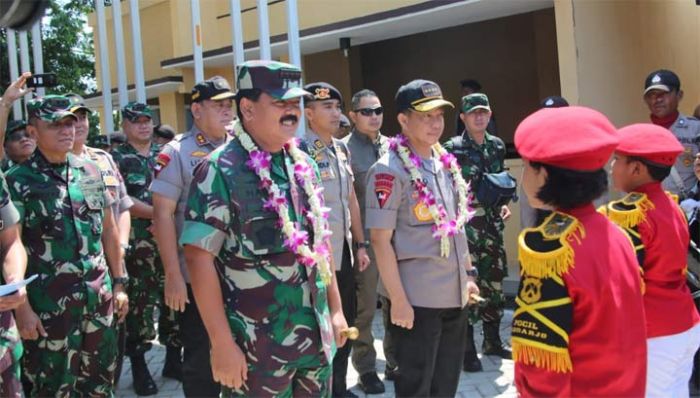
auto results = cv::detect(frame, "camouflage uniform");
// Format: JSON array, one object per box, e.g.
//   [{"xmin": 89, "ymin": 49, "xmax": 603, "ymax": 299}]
[
  {"xmin": 444, "ymin": 131, "xmax": 508, "ymax": 323},
  {"xmin": 0, "ymin": 172, "xmax": 23, "ymax": 397},
  {"xmin": 0, "ymin": 159, "xmax": 15, "ymax": 173},
  {"xmin": 7, "ymin": 150, "xmax": 117, "ymax": 396},
  {"xmin": 180, "ymin": 122, "xmax": 335, "ymax": 397},
  {"xmin": 112, "ymin": 142, "xmax": 180, "ymax": 356}
]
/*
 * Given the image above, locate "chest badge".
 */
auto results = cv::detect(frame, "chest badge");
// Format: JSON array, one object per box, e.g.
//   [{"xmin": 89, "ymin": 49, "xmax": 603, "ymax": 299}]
[{"xmin": 413, "ymin": 201, "xmax": 432, "ymax": 222}]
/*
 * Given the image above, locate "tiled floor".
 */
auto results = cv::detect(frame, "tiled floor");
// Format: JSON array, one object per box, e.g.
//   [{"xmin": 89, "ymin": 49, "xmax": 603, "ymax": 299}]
[{"xmin": 116, "ymin": 309, "xmax": 516, "ymax": 398}]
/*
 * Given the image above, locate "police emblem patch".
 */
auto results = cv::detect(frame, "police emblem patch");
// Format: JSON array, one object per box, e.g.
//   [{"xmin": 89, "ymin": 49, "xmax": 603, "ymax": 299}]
[
  {"xmin": 315, "ymin": 88, "xmax": 331, "ymax": 100},
  {"xmin": 374, "ymin": 173, "xmax": 395, "ymax": 209},
  {"xmin": 154, "ymin": 153, "xmax": 171, "ymax": 177}
]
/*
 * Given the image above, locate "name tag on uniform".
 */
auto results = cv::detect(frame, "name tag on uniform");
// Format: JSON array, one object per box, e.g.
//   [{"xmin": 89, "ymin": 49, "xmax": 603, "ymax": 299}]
[
  {"xmin": 79, "ymin": 177, "xmax": 105, "ymax": 210},
  {"xmin": 318, "ymin": 162, "xmax": 336, "ymax": 180}
]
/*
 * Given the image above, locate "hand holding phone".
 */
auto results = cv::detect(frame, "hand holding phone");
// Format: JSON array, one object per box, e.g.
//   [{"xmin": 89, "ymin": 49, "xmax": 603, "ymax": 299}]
[{"xmin": 26, "ymin": 73, "xmax": 57, "ymax": 89}]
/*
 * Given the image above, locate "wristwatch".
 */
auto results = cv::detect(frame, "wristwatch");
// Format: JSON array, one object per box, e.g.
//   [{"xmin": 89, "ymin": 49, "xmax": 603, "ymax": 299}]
[
  {"xmin": 466, "ymin": 268, "xmax": 479, "ymax": 278},
  {"xmin": 353, "ymin": 240, "xmax": 370, "ymax": 250},
  {"xmin": 112, "ymin": 276, "xmax": 130, "ymax": 286}
]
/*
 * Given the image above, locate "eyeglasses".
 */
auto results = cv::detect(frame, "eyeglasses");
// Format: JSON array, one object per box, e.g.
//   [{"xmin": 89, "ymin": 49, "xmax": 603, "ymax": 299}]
[
  {"xmin": 354, "ymin": 107, "xmax": 383, "ymax": 116},
  {"xmin": 6, "ymin": 131, "xmax": 29, "ymax": 142}
]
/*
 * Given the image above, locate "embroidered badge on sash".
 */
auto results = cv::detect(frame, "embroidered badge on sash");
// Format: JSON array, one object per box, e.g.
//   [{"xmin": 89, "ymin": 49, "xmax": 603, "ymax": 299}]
[
  {"xmin": 154, "ymin": 153, "xmax": 171, "ymax": 177},
  {"xmin": 512, "ymin": 273, "xmax": 573, "ymax": 373},
  {"xmin": 374, "ymin": 173, "xmax": 394, "ymax": 209},
  {"xmin": 512, "ymin": 211, "xmax": 582, "ymax": 373}
]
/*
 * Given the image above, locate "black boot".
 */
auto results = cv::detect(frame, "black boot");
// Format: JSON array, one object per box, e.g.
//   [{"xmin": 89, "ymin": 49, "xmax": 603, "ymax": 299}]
[
  {"xmin": 130, "ymin": 353, "xmax": 158, "ymax": 396},
  {"xmin": 463, "ymin": 324, "xmax": 483, "ymax": 372},
  {"xmin": 162, "ymin": 346, "xmax": 183, "ymax": 382},
  {"xmin": 482, "ymin": 321, "xmax": 512, "ymax": 359}
]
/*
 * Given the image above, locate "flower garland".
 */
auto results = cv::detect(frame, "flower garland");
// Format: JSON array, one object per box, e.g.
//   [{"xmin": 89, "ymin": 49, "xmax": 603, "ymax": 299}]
[
  {"xmin": 389, "ymin": 134, "xmax": 474, "ymax": 257},
  {"xmin": 232, "ymin": 121, "xmax": 333, "ymax": 285}
]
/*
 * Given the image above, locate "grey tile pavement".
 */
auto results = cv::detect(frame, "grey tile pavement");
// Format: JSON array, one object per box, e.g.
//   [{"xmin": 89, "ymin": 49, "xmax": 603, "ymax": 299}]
[{"xmin": 116, "ymin": 310, "xmax": 516, "ymax": 398}]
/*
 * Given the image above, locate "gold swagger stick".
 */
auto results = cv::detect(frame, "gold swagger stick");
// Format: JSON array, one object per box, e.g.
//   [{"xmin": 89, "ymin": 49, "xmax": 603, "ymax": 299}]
[
  {"xmin": 470, "ymin": 293, "xmax": 486, "ymax": 303},
  {"xmin": 340, "ymin": 327, "xmax": 360, "ymax": 340}
]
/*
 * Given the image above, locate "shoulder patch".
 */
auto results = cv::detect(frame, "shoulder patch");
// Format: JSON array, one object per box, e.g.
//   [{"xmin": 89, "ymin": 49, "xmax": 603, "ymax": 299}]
[
  {"xmin": 374, "ymin": 172, "xmax": 395, "ymax": 209},
  {"xmin": 603, "ymin": 192, "xmax": 654, "ymax": 229},
  {"xmin": 518, "ymin": 211, "xmax": 584, "ymax": 278},
  {"xmin": 154, "ymin": 152, "xmax": 171, "ymax": 177}
]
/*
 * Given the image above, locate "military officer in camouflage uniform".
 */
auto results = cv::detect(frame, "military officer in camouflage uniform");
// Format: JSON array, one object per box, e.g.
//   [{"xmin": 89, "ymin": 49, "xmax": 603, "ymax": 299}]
[
  {"xmin": 444, "ymin": 93, "xmax": 512, "ymax": 372},
  {"xmin": 8, "ymin": 95, "xmax": 128, "ymax": 396},
  {"xmin": 0, "ymin": 169, "xmax": 27, "ymax": 398},
  {"xmin": 112, "ymin": 102, "xmax": 181, "ymax": 395},
  {"xmin": 151, "ymin": 76, "xmax": 235, "ymax": 397},
  {"xmin": 0, "ymin": 72, "xmax": 35, "ymax": 172},
  {"xmin": 1, "ymin": 120, "xmax": 34, "ymax": 172},
  {"xmin": 181, "ymin": 60, "xmax": 349, "ymax": 397},
  {"xmin": 302, "ymin": 82, "xmax": 370, "ymax": 398},
  {"xmin": 643, "ymin": 69, "xmax": 700, "ymax": 198},
  {"xmin": 68, "ymin": 95, "xmax": 133, "ymax": 388}
]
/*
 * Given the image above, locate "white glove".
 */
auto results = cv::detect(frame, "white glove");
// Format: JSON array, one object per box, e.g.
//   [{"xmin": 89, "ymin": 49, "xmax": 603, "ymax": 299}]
[{"xmin": 680, "ymin": 198, "xmax": 700, "ymax": 218}]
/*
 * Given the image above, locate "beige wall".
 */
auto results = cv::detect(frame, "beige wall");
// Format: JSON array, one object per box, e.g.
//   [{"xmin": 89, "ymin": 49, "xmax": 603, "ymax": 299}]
[
  {"xmin": 90, "ymin": 0, "xmax": 425, "ymax": 90},
  {"xmin": 555, "ymin": 0, "xmax": 700, "ymax": 127},
  {"xmin": 92, "ymin": 1, "xmax": 175, "ymax": 93}
]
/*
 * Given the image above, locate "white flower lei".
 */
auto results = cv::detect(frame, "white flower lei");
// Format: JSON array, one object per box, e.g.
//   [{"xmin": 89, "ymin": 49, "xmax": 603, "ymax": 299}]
[
  {"xmin": 232, "ymin": 121, "xmax": 333, "ymax": 285},
  {"xmin": 390, "ymin": 134, "xmax": 474, "ymax": 257}
]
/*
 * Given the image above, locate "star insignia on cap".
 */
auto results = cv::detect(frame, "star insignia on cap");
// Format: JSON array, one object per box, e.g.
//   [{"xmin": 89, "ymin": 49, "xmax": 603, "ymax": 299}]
[
  {"xmin": 421, "ymin": 84, "xmax": 440, "ymax": 97},
  {"xmin": 315, "ymin": 88, "xmax": 331, "ymax": 100}
]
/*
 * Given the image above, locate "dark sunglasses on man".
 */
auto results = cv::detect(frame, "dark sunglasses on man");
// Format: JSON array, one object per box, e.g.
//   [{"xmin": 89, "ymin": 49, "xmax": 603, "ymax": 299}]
[
  {"xmin": 6, "ymin": 130, "xmax": 29, "ymax": 142},
  {"xmin": 354, "ymin": 106, "xmax": 383, "ymax": 116}
]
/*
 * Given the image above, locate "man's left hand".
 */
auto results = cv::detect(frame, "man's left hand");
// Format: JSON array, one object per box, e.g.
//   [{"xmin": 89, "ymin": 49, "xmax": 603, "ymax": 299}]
[
  {"xmin": 500, "ymin": 205, "xmax": 511, "ymax": 221},
  {"xmin": 466, "ymin": 280, "xmax": 480, "ymax": 305},
  {"xmin": 113, "ymin": 284, "xmax": 129, "ymax": 323},
  {"xmin": 357, "ymin": 247, "xmax": 371, "ymax": 272}
]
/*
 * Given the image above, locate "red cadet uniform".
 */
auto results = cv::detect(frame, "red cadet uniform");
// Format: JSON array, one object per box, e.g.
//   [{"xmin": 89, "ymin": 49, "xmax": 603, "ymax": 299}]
[{"xmin": 513, "ymin": 107, "xmax": 647, "ymax": 397}]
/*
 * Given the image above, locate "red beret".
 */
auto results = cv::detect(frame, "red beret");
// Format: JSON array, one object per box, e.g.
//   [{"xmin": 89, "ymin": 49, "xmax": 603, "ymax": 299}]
[
  {"xmin": 616, "ymin": 123, "xmax": 683, "ymax": 166},
  {"xmin": 515, "ymin": 106, "xmax": 619, "ymax": 171}
]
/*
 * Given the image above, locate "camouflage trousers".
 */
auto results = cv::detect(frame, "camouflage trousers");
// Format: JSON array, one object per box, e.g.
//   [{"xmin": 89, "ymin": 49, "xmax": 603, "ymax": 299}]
[
  {"xmin": 23, "ymin": 288, "xmax": 117, "ymax": 397},
  {"xmin": 0, "ymin": 312, "xmax": 22, "ymax": 398},
  {"xmin": 222, "ymin": 357, "xmax": 331, "ymax": 397},
  {"xmin": 125, "ymin": 237, "xmax": 180, "ymax": 355},
  {"xmin": 220, "ymin": 266, "xmax": 331, "ymax": 397},
  {"xmin": 466, "ymin": 211, "xmax": 508, "ymax": 324}
]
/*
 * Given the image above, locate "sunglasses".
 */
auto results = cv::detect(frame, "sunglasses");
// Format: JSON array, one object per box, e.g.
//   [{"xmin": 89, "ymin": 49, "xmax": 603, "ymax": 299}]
[
  {"xmin": 6, "ymin": 131, "xmax": 28, "ymax": 142},
  {"xmin": 354, "ymin": 107, "xmax": 383, "ymax": 116}
]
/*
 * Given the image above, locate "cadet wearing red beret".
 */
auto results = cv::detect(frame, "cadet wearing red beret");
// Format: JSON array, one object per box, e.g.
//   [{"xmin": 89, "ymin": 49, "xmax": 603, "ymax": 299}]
[
  {"xmin": 513, "ymin": 106, "xmax": 647, "ymax": 397},
  {"xmin": 605, "ymin": 123, "xmax": 700, "ymax": 397}
]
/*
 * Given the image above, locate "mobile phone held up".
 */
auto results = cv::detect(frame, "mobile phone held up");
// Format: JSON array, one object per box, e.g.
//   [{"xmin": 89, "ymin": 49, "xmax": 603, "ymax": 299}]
[{"xmin": 26, "ymin": 73, "xmax": 57, "ymax": 89}]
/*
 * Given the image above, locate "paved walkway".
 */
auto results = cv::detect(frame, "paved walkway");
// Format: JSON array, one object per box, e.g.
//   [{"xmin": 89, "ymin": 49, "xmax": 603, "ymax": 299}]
[{"xmin": 116, "ymin": 310, "xmax": 516, "ymax": 397}]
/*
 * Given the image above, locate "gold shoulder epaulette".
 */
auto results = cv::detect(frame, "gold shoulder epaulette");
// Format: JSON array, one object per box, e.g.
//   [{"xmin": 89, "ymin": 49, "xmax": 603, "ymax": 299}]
[
  {"xmin": 604, "ymin": 192, "xmax": 654, "ymax": 229},
  {"xmin": 518, "ymin": 211, "xmax": 585, "ymax": 279}
]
